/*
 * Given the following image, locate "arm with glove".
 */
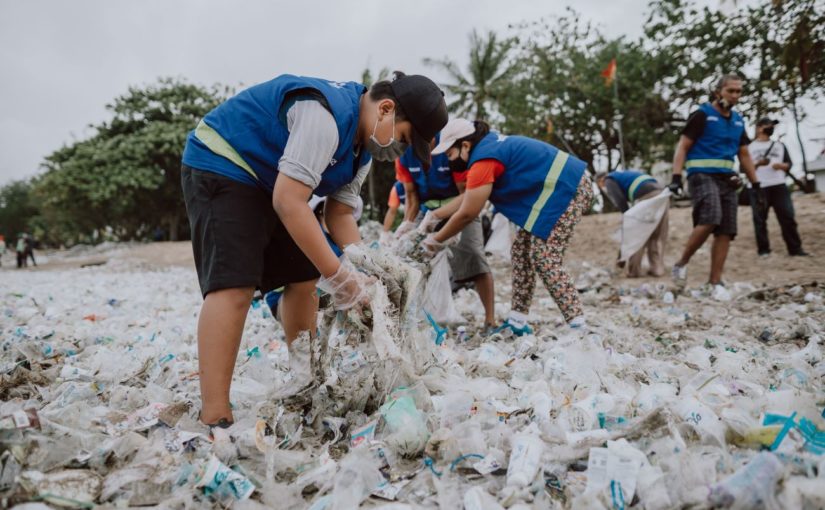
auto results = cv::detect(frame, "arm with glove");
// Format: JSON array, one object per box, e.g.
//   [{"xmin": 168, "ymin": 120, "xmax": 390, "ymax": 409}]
[
  {"xmin": 421, "ymin": 184, "xmax": 491, "ymax": 256},
  {"xmin": 669, "ymin": 135, "xmax": 694, "ymax": 195}
]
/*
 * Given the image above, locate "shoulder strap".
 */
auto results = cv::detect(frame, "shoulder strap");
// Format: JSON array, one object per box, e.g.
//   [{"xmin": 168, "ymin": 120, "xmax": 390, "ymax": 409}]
[{"xmin": 761, "ymin": 141, "xmax": 775, "ymax": 160}]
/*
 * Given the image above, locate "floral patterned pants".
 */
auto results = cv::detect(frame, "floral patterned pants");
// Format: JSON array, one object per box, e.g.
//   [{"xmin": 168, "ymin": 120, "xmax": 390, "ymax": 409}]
[{"xmin": 510, "ymin": 174, "xmax": 593, "ymax": 323}]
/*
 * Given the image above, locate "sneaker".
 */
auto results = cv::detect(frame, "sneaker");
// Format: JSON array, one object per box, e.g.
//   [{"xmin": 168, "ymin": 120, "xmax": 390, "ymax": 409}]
[
  {"xmin": 790, "ymin": 251, "xmax": 810, "ymax": 257},
  {"xmin": 492, "ymin": 320, "xmax": 533, "ymax": 337},
  {"xmin": 671, "ymin": 264, "xmax": 687, "ymax": 285}
]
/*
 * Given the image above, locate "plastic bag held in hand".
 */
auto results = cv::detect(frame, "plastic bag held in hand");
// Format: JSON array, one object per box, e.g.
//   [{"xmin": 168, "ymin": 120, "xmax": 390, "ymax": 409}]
[
  {"xmin": 417, "ymin": 210, "xmax": 441, "ymax": 234},
  {"xmin": 421, "ymin": 233, "xmax": 453, "ymax": 257},
  {"xmin": 316, "ymin": 260, "xmax": 371, "ymax": 310},
  {"xmin": 394, "ymin": 220, "xmax": 416, "ymax": 238}
]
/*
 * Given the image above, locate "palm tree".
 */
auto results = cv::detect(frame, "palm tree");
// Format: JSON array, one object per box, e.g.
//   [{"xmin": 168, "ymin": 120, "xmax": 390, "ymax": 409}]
[{"xmin": 423, "ymin": 29, "xmax": 515, "ymax": 121}]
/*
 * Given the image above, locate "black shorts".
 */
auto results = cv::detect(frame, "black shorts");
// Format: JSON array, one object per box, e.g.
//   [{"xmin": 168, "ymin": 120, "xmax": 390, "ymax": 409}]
[
  {"xmin": 181, "ymin": 164, "xmax": 320, "ymax": 297},
  {"xmin": 687, "ymin": 172, "xmax": 739, "ymax": 239}
]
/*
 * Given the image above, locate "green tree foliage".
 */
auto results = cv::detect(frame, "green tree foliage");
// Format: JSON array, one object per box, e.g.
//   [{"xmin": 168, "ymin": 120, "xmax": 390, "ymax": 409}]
[
  {"xmin": 424, "ymin": 29, "xmax": 516, "ymax": 121},
  {"xmin": 33, "ymin": 78, "xmax": 229, "ymax": 245},
  {"xmin": 0, "ymin": 180, "xmax": 38, "ymax": 242},
  {"xmin": 500, "ymin": 11, "xmax": 676, "ymax": 171},
  {"xmin": 645, "ymin": 0, "xmax": 824, "ymax": 177}
]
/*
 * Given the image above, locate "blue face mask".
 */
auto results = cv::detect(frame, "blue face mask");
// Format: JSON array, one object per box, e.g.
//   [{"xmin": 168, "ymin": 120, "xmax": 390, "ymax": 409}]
[{"xmin": 367, "ymin": 110, "xmax": 408, "ymax": 162}]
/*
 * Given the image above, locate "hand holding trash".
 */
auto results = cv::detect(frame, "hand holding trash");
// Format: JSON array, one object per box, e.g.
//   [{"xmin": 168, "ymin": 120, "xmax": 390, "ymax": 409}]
[
  {"xmin": 667, "ymin": 174, "xmax": 683, "ymax": 195},
  {"xmin": 317, "ymin": 259, "xmax": 372, "ymax": 310},
  {"xmin": 394, "ymin": 220, "xmax": 416, "ymax": 238},
  {"xmin": 420, "ymin": 233, "xmax": 452, "ymax": 257},
  {"xmin": 417, "ymin": 210, "xmax": 441, "ymax": 234}
]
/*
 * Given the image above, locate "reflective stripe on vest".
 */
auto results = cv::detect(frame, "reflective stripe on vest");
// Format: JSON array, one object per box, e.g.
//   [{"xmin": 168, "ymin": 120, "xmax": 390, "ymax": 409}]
[
  {"xmin": 524, "ymin": 150, "xmax": 569, "ymax": 233},
  {"xmin": 194, "ymin": 119, "xmax": 259, "ymax": 182},
  {"xmin": 685, "ymin": 158, "xmax": 735, "ymax": 170},
  {"xmin": 627, "ymin": 174, "xmax": 653, "ymax": 202}
]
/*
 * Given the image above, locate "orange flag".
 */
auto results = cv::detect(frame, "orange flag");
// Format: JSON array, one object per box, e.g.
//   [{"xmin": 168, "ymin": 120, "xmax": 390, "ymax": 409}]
[{"xmin": 601, "ymin": 58, "xmax": 617, "ymax": 86}]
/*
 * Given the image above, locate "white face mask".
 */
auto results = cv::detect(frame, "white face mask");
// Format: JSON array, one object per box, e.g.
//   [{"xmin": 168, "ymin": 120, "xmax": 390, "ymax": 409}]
[{"xmin": 366, "ymin": 110, "xmax": 408, "ymax": 161}]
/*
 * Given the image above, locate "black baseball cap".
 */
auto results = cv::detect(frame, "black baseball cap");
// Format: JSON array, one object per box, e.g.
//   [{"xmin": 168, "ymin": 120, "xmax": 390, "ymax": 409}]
[
  {"xmin": 390, "ymin": 74, "xmax": 448, "ymax": 168},
  {"xmin": 757, "ymin": 117, "xmax": 779, "ymax": 126}
]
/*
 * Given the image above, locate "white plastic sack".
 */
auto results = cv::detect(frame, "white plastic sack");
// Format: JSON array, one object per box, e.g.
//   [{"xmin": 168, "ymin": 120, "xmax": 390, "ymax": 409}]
[
  {"xmin": 485, "ymin": 213, "xmax": 513, "ymax": 261},
  {"xmin": 422, "ymin": 250, "xmax": 464, "ymax": 324},
  {"xmin": 619, "ymin": 189, "xmax": 670, "ymax": 262}
]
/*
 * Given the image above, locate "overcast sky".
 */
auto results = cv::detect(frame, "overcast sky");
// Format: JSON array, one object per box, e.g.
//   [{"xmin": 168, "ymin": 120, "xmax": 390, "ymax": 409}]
[{"xmin": 1, "ymin": 0, "xmax": 821, "ymax": 186}]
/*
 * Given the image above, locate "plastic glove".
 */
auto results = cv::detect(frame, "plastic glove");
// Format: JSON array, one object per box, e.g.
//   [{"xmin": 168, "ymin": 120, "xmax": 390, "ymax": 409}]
[
  {"xmin": 379, "ymin": 230, "xmax": 392, "ymax": 245},
  {"xmin": 394, "ymin": 220, "xmax": 416, "ymax": 238},
  {"xmin": 417, "ymin": 210, "xmax": 441, "ymax": 234},
  {"xmin": 420, "ymin": 233, "xmax": 449, "ymax": 257},
  {"xmin": 667, "ymin": 174, "xmax": 683, "ymax": 195},
  {"xmin": 316, "ymin": 260, "xmax": 371, "ymax": 310}
]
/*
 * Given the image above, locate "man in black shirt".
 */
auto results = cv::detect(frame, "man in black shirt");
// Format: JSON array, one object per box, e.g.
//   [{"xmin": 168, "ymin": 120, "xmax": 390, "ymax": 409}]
[{"xmin": 668, "ymin": 74, "xmax": 762, "ymax": 290}]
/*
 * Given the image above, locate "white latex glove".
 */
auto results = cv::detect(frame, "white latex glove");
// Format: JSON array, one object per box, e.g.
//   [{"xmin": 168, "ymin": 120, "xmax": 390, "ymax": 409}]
[
  {"xmin": 420, "ymin": 233, "xmax": 448, "ymax": 257},
  {"xmin": 316, "ymin": 260, "xmax": 371, "ymax": 310},
  {"xmin": 379, "ymin": 231, "xmax": 392, "ymax": 245},
  {"xmin": 417, "ymin": 210, "xmax": 441, "ymax": 234},
  {"xmin": 394, "ymin": 220, "xmax": 416, "ymax": 238}
]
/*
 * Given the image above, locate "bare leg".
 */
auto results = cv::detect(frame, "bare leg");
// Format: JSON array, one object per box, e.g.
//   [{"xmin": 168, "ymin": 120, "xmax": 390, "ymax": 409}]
[
  {"xmin": 648, "ymin": 209, "xmax": 668, "ymax": 276},
  {"xmin": 198, "ymin": 286, "xmax": 254, "ymax": 424},
  {"xmin": 626, "ymin": 246, "xmax": 645, "ymax": 277},
  {"xmin": 473, "ymin": 272, "xmax": 496, "ymax": 327},
  {"xmin": 709, "ymin": 234, "xmax": 731, "ymax": 285},
  {"xmin": 676, "ymin": 224, "xmax": 715, "ymax": 267},
  {"xmin": 280, "ymin": 279, "xmax": 319, "ymax": 344}
]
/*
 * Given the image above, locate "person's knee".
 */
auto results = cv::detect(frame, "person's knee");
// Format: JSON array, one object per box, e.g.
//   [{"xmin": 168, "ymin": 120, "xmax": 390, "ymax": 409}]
[
  {"xmin": 285, "ymin": 279, "xmax": 319, "ymax": 300},
  {"xmin": 206, "ymin": 287, "xmax": 254, "ymax": 313}
]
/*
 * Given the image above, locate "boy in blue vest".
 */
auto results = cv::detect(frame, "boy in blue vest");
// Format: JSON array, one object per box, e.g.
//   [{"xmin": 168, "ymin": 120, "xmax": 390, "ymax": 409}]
[
  {"xmin": 396, "ymin": 137, "xmax": 496, "ymax": 330},
  {"xmin": 181, "ymin": 72, "xmax": 447, "ymax": 427},
  {"xmin": 421, "ymin": 119, "xmax": 593, "ymax": 334},
  {"xmin": 597, "ymin": 169, "xmax": 668, "ymax": 277},
  {"xmin": 668, "ymin": 74, "xmax": 763, "ymax": 290}
]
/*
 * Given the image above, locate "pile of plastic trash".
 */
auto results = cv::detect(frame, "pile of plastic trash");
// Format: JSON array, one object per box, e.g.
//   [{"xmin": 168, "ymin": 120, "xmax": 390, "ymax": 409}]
[{"xmin": 1, "ymin": 228, "xmax": 824, "ymax": 509}]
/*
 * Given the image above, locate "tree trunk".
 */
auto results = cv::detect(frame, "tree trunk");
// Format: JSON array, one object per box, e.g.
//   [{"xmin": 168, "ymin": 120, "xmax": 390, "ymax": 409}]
[{"xmin": 791, "ymin": 85, "xmax": 810, "ymax": 192}]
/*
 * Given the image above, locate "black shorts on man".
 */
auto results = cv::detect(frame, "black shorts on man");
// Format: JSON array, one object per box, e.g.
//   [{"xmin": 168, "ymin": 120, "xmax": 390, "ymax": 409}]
[{"xmin": 181, "ymin": 164, "xmax": 320, "ymax": 297}]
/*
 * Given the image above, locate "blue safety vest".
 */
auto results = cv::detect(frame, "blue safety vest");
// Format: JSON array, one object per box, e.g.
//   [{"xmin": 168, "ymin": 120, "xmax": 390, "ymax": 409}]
[
  {"xmin": 398, "ymin": 134, "xmax": 457, "ymax": 202},
  {"xmin": 607, "ymin": 170, "xmax": 656, "ymax": 202},
  {"xmin": 685, "ymin": 102, "xmax": 745, "ymax": 176},
  {"xmin": 182, "ymin": 75, "xmax": 369, "ymax": 196},
  {"xmin": 393, "ymin": 181, "xmax": 406, "ymax": 205},
  {"xmin": 468, "ymin": 133, "xmax": 586, "ymax": 240}
]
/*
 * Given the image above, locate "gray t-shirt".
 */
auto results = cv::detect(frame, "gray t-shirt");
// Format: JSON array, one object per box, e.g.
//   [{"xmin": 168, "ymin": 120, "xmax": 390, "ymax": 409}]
[{"xmin": 277, "ymin": 99, "xmax": 370, "ymax": 209}]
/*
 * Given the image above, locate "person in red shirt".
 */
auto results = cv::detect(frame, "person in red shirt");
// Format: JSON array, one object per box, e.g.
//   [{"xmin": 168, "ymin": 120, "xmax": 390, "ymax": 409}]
[{"xmin": 419, "ymin": 119, "xmax": 592, "ymax": 333}]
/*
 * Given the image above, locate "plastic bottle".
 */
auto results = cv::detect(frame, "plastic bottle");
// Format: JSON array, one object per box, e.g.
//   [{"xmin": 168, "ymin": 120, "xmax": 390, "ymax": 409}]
[
  {"xmin": 707, "ymin": 451, "xmax": 783, "ymax": 509},
  {"xmin": 506, "ymin": 426, "xmax": 545, "ymax": 487}
]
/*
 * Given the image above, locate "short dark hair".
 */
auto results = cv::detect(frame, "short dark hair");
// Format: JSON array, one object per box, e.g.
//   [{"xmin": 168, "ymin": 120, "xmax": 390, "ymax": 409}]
[
  {"xmin": 713, "ymin": 73, "xmax": 743, "ymax": 94},
  {"xmin": 453, "ymin": 120, "xmax": 491, "ymax": 150},
  {"xmin": 368, "ymin": 71, "xmax": 408, "ymax": 121}
]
